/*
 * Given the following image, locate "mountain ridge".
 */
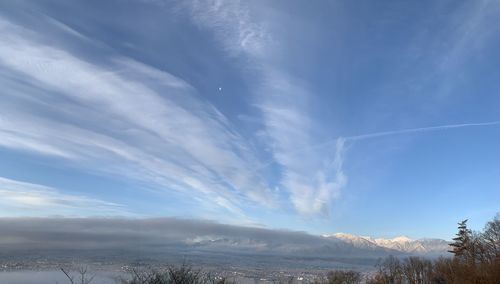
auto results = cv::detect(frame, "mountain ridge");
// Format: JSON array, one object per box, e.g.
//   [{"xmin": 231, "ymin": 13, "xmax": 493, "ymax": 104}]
[{"xmin": 323, "ymin": 233, "xmax": 450, "ymax": 255}]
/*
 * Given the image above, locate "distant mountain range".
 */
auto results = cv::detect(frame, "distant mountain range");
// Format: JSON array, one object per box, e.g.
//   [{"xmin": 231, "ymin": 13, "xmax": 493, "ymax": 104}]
[
  {"xmin": 323, "ymin": 233, "xmax": 450, "ymax": 256},
  {"xmin": 184, "ymin": 232, "xmax": 450, "ymax": 258}
]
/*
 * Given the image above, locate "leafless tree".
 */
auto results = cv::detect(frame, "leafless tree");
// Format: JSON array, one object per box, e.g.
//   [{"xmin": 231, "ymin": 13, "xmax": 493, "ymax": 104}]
[
  {"xmin": 481, "ymin": 213, "xmax": 500, "ymax": 263},
  {"xmin": 324, "ymin": 270, "xmax": 361, "ymax": 284},
  {"xmin": 59, "ymin": 266, "xmax": 95, "ymax": 284},
  {"xmin": 401, "ymin": 257, "xmax": 433, "ymax": 284}
]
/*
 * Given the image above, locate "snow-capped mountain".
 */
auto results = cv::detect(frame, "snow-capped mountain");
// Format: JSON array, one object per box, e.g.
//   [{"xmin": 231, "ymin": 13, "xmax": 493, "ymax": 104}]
[
  {"xmin": 183, "ymin": 231, "xmax": 449, "ymax": 257},
  {"xmin": 374, "ymin": 236, "xmax": 426, "ymax": 253},
  {"xmin": 184, "ymin": 233, "xmax": 390, "ymax": 257},
  {"xmin": 323, "ymin": 233, "xmax": 381, "ymax": 250},
  {"xmin": 323, "ymin": 233, "xmax": 449, "ymax": 256}
]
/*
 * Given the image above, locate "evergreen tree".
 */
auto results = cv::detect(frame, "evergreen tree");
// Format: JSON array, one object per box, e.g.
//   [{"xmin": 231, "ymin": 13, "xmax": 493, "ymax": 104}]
[{"xmin": 448, "ymin": 219, "xmax": 471, "ymax": 258}]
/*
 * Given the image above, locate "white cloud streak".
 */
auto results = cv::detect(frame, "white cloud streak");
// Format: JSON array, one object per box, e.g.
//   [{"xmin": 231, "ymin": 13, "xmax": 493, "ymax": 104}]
[
  {"xmin": 255, "ymin": 120, "xmax": 500, "ymax": 173},
  {"xmin": 0, "ymin": 177, "xmax": 124, "ymax": 216},
  {"xmin": 183, "ymin": 0, "xmax": 347, "ymax": 217},
  {"xmin": 0, "ymin": 17, "xmax": 275, "ymax": 220},
  {"xmin": 346, "ymin": 120, "xmax": 500, "ymax": 141},
  {"xmin": 185, "ymin": 0, "xmax": 271, "ymax": 58}
]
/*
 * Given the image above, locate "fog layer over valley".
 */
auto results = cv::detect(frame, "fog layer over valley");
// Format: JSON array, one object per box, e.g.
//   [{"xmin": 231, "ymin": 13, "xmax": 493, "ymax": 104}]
[{"xmin": 0, "ymin": 217, "xmax": 449, "ymax": 269}]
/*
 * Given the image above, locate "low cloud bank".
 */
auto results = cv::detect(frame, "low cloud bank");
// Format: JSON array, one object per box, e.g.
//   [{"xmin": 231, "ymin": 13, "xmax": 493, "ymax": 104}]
[
  {"xmin": 0, "ymin": 217, "xmax": 325, "ymax": 250},
  {"xmin": 0, "ymin": 217, "xmax": 389, "ymax": 257}
]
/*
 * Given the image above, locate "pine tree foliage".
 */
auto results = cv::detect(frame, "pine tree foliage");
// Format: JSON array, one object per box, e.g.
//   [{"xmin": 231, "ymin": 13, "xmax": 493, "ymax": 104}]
[{"xmin": 448, "ymin": 219, "xmax": 471, "ymax": 258}]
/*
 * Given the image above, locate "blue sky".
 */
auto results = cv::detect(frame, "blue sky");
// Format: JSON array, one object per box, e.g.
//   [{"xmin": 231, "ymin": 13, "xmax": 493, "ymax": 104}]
[{"xmin": 0, "ymin": 0, "xmax": 499, "ymax": 240}]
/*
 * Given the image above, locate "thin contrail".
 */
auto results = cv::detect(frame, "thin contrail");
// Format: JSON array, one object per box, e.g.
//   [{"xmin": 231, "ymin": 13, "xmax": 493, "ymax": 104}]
[
  {"xmin": 252, "ymin": 120, "xmax": 500, "ymax": 172},
  {"xmin": 345, "ymin": 120, "xmax": 500, "ymax": 141}
]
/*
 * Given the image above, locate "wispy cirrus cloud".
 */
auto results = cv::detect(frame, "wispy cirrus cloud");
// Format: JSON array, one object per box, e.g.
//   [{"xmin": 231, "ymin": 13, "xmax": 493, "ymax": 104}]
[
  {"xmin": 0, "ymin": 17, "xmax": 275, "ymax": 221},
  {"xmin": 0, "ymin": 177, "xmax": 124, "ymax": 216},
  {"xmin": 180, "ymin": 0, "xmax": 500, "ymax": 218},
  {"xmin": 182, "ymin": 0, "xmax": 347, "ymax": 216},
  {"xmin": 256, "ymin": 74, "xmax": 347, "ymax": 216},
  {"xmin": 185, "ymin": 0, "xmax": 271, "ymax": 58},
  {"xmin": 395, "ymin": 0, "xmax": 500, "ymax": 100}
]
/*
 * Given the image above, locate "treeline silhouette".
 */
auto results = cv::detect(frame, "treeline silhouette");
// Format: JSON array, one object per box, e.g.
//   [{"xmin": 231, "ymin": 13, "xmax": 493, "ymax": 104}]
[
  {"xmin": 366, "ymin": 213, "xmax": 500, "ymax": 283},
  {"xmin": 58, "ymin": 213, "xmax": 499, "ymax": 284}
]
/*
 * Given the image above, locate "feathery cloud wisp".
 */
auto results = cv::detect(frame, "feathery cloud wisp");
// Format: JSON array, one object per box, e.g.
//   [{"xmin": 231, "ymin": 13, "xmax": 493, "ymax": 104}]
[
  {"xmin": 184, "ymin": 0, "xmax": 347, "ymax": 217},
  {"xmin": 0, "ymin": 177, "xmax": 124, "ymax": 216},
  {"xmin": 0, "ymin": 17, "xmax": 275, "ymax": 220}
]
